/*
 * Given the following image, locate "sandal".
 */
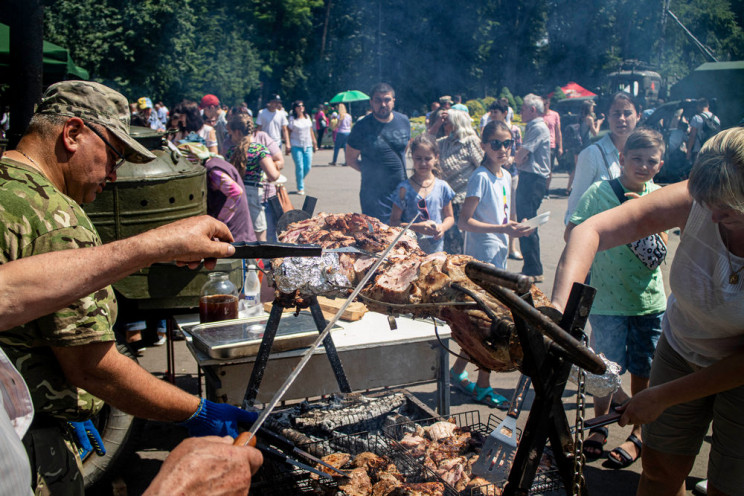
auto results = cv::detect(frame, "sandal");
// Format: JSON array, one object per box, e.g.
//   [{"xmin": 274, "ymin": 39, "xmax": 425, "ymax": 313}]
[
  {"xmin": 473, "ymin": 385, "xmax": 509, "ymax": 410},
  {"xmin": 606, "ymin": 433, "xmax": 642, "ymax": 469},
  {"xmin": 450, "ymin": 368, "xmax": 476, "ymax": 395},
  {"xmin": 583, "ymin": 426, "xmax": 608, "ymax": 461}
]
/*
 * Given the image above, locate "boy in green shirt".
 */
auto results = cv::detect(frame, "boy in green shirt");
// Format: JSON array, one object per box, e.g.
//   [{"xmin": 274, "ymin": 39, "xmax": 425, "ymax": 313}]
[{"xmin": 567, "ymin": 128, "xmax": 667, "ymax": 468}]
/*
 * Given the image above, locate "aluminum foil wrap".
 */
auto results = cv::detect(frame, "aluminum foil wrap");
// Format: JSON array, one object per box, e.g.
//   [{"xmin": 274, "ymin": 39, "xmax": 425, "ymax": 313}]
[
  {"xmin": 569, "ymin": 351, "xmax": 622, "ymax": 397},
  {"xmin": 272, "ymin": 253, "xmax": 351, "ymax": 297}
]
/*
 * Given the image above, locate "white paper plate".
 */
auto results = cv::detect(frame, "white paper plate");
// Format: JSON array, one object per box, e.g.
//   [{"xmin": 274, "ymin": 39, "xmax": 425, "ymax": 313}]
[{"xmin": 522, "ymin": 211, "xmax": 550, "ymax": 229}]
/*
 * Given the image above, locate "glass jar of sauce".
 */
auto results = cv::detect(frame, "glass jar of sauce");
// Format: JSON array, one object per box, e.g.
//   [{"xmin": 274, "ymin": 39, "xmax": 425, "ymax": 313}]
[{"xmin": 199, "ymin": 272, "xmax": 239, "ymax": 323}]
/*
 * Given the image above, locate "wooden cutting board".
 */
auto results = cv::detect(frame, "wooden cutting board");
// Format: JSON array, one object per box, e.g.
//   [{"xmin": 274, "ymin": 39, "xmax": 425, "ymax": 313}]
[{"xmin": 263, "ymin": 296, "xmax": 367, "ymax": 322}]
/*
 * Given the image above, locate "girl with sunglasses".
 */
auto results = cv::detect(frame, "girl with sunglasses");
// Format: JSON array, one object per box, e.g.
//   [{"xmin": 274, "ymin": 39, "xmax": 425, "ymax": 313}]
[
  {"xmin": 389, "ymin": 134, "xmax": 455, "ymax": 254},
  {"xmin": 449, "ymin": 120, "xmax": 534, "ymax": 408}
]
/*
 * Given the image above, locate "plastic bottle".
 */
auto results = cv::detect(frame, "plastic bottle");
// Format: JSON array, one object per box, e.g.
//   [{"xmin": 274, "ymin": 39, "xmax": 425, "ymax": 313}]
[{"xmin": 240, "ymin": 262, "xmax": 262, "ymax": 317}]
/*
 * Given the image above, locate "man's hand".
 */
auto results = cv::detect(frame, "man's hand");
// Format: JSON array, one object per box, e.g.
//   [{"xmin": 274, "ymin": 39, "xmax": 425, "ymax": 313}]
[
  {"xmin": 143, "ymin": 436, "xmax": 263, "ymax": 496},
  {"xmin": 180, "ymin": 399, "xmax": 259, "ymax": 438},
  {"xmin": 142, "ymin": 216, "xmax": 235, "ymax": 269}
]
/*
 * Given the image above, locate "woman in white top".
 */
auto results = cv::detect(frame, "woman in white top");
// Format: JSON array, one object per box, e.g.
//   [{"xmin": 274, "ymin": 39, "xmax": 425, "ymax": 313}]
[
  {"xmin": 552, "ymin": 126, "xmax": 744, "ymax": 496},
  {"xmin": 564, "ymin": 92, "xmax": 638, "ymax": 224},
  {"xmin": 287, "ymin": 100, "xmax": 318, "ymax": 195},
  {"xmin": 329, "ymin": 103, "xmax": 351, "ymax": 165}
]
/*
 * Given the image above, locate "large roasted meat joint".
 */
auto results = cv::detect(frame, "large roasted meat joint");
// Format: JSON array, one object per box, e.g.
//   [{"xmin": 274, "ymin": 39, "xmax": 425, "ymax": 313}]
[{"xmin": 270, "ymin": 212, "xmax": 555, "ymax": 373}]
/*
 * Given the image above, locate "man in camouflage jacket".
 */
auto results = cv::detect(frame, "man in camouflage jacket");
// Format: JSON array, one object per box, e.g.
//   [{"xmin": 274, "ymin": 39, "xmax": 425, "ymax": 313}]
[{"xmin": 0, "ymin": 81, "xmax": 255, "ymax": 495}]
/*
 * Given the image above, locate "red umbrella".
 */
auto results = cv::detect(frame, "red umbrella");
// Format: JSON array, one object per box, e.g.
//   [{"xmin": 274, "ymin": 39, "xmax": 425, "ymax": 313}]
[{"xmin": 549, "ymin": 82, "xmax": 597, "ymax": 99}]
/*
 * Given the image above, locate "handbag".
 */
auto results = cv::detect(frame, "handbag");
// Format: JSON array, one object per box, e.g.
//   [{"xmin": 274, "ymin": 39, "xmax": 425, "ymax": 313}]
[{"xmin": 608, "ymin": 179, "xmax": 667, "ymax": 270}]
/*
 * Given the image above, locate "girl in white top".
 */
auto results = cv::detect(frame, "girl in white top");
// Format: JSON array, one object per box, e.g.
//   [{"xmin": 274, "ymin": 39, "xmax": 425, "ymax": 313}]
[
  {"xmin": 287, "ymin": 100, "xmax": 318, "ymax": 195},
  {"xmin": 564, "ymin": 92, "xmax": 639, "ymax": 224},
  {"xmin": 552, "ymin": 127, "xmax": 744, "ymax": 496}
]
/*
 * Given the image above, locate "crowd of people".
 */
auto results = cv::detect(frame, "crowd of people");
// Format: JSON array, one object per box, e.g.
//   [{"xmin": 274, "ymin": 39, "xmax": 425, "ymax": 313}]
[{"xmin": 0, "ymin": 75, "xmax": 739, "ymax": 496}]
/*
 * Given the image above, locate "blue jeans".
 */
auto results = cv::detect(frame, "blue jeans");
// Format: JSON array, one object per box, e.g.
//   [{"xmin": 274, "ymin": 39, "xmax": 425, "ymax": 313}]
[
  {"xmin": 515, "ymin": 171, "xmax": 547, "ymax": 276},
  {"xmin": 291, "ymin": 146, "xmax": 313, "ymax": 191},
  {"xmin": 589, "ymin": 312, "xmax": 663, "ymax": 377},
  {"xmin": 333, "ymin": 132, "xmax": 349, "ymax": 163}
]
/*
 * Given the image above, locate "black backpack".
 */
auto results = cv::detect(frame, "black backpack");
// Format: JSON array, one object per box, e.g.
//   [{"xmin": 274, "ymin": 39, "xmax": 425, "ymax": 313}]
[
  {"xmin": 564, "ymin": 121, "xmax": 583, "ymax": 151},
  {"xmin": 697, "ymin": 112, "xmax": 721, "ymax": 144}
]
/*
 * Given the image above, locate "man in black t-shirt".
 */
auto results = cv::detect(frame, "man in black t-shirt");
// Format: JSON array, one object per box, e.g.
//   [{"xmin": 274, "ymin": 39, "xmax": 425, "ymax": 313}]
[{"xmin": 347, "ymin": 83, "xmax": 411, "ymax": 222}]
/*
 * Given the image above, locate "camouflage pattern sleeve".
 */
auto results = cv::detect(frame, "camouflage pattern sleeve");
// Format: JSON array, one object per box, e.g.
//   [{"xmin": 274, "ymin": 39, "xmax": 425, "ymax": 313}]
[{"xmin": 0, "ymin": 159, "xmax": 117, "ymax": 420}]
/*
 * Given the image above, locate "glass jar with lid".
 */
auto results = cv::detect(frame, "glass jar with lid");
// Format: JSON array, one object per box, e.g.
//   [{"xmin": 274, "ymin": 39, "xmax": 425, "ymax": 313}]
[{"xmin": 199, "ymin": 272, "xmax": 239, "ymax": 323}]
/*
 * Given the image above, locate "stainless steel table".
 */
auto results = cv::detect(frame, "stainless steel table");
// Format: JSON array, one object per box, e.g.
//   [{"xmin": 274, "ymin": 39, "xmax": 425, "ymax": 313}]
[{"xmin": 179, "ymin": 311, "xmax": 452, "ymax": 415}]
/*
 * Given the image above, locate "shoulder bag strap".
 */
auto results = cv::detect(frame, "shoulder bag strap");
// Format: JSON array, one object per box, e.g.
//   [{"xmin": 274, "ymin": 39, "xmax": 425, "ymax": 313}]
[
  {"xmin": 594, "ymin": 143, "xmax": 613, "ymax": 178},
  {"xmin": 608, "ymin": 178, "xmax": 627, "ymax": 204},
  {"xmin": 379, "ymin": 129, "xmax": 406, "ymax": 170}
]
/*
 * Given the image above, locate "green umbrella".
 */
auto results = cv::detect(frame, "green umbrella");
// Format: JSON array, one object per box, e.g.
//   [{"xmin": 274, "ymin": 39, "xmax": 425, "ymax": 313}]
[{"xmin": 329, "ymin": 90, "xmax": 370, "ymax": 103}]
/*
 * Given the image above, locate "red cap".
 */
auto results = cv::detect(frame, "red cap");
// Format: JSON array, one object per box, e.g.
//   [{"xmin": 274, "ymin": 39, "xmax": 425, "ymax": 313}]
[{"xmin": 200, "ymin": 94, "xmax": 220, "ymax": 109}]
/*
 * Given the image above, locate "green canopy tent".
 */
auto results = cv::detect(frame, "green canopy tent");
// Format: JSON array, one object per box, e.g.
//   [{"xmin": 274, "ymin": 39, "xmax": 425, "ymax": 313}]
[{"xmin": 0, "ymin": 22, "xmax": 89, "ymax": 82}]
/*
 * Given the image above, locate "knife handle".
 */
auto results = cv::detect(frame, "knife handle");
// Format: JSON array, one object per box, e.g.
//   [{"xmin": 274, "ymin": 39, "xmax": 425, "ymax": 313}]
[
  {"xmin": 583, "ymin": 411, "xmax": 622, "ymax": 429},
  {"xmin": 234, "ymin": 431, "xmax": 257, "ymax": 447}
]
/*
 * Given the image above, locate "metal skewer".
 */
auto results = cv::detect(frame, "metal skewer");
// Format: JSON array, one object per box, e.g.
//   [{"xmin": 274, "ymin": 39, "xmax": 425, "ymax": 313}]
[{"xmin": 235, "ymin": 213, "xmax": 420, "ymax": 447}]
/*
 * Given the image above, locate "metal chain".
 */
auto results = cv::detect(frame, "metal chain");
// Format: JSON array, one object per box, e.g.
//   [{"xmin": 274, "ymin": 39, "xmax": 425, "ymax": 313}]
[{"xmin": 572, "ymin": 333, "xmax": 588, "ymax": 495}]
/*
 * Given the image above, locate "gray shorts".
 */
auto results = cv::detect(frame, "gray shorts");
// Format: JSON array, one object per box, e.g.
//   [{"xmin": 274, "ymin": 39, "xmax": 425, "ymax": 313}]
[
  {"xmin": 244, "ymin": 185, "xmax": 267, "ymax": 233},
  {"xmin": 643, "ymin": 333, "xmax": 744, "ymax": 494}
]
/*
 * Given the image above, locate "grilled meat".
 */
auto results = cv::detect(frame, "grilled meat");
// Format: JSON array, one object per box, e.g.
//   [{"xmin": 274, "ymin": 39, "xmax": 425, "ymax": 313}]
[
  {"xmin": 273, "ymin": 213, "xmax": 555, "ymax": 372},
  {"xmin": 311, "ymin": 452, "xmax": 351, "ymax": 479},
  {"xmin": 339, "ymin": 467, "xmax": 373, "ymax": 496}
]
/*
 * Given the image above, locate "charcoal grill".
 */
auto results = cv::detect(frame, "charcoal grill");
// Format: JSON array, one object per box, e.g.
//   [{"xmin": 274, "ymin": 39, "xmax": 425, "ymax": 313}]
[{"xmin": 250, "ymin": 389, "xmax": 443, "ymax": 495}]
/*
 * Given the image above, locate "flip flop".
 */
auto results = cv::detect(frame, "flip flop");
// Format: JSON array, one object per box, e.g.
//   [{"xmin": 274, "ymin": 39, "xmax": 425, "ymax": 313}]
[
  {"xmin": 583, "ymin": 426, "xmax": 608, "ymax": 461},
  {"xmin": 606, "ymin": 433, "xmax": 642, "ymax": 469},
  {"xmin": 473, "ymin": 385, "xmax": 509, "ymax": 410},
  {"xmin": 450, "ymin": 368, "xmax": 476, "ymax": 395}
]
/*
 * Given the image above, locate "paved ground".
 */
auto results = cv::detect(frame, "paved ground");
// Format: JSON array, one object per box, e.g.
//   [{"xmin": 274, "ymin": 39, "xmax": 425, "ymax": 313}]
[{"xmin": 97, "ymin": 148, "xmax": 709, "ymax": 495}]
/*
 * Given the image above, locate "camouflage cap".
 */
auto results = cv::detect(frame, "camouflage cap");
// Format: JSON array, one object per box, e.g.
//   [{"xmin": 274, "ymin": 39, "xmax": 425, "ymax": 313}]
[{"xmin": 36, "ymin": 81, "xmax": 156, "ymax": 164}]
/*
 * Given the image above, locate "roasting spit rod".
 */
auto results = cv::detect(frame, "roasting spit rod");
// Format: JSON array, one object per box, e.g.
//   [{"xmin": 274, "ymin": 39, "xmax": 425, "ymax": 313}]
[
  {"xmin": 236, "ymin": 214, "xmax": 421, "ymax": 447},
  {"xmin": 467, "ymin": 264, "xmax": 606, "ymax": 375}
]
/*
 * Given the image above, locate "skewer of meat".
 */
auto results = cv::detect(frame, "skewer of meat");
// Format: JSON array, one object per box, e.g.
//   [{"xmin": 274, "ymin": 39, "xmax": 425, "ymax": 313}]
[{"xmin": 271, "ymin": 213, "xmax": 555, "ymax": 373}]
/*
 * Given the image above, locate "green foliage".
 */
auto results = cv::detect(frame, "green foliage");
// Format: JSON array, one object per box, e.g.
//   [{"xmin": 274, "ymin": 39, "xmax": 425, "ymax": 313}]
[
  {"xmin": 499, "ymin": 87, "xmax": 516, "ymax": 111},
  {"xmin": 514, "ymin": 96, "xmax": 524, "ymax": 113},
  {"xmin": 465, "ymin": 99, "xmax": 484, "ymax": 116},
  {"xmin": 552, "ymin": 87, "xmax": 567, "ymax": 102},
  {"xmin": 37, "ymin": 0, "xmax": 744, "ymax": 114},
  {"xmin": 481, "ymin": 96, "xmax": 496, "ymax": 110}
]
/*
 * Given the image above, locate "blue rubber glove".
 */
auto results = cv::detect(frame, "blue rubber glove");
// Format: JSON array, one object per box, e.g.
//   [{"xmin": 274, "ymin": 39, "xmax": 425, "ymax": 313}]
[
  {"xmin": 180, "ymin": 398, "xmax": 259, "ymax": 437},
  {"xmin": 68, "ymin": 420, "xmax": 106, "ymax": 459}
]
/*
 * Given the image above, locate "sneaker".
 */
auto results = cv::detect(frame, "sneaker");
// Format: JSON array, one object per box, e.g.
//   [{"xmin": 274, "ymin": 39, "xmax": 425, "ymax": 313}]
[
  {"xmin": 532, "ymin": 275, "xmax": 544, "ymax": 283},
  {"xmin": 153, "ymin": 333, "xmax": 167, "ymax": 346},
  {"xmin": 298, "ymin": 189, "xmax": 305, "ymax": 195},
  {"xmin": 328, "ymin": 162, "xmax": 336, "ymax": 166}
]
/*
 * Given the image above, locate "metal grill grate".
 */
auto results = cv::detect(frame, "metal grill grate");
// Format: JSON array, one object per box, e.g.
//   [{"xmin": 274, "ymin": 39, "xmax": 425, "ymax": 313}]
[{"xmin": 383, "ymin": 411, "xmax": 564, "ymax": 496}]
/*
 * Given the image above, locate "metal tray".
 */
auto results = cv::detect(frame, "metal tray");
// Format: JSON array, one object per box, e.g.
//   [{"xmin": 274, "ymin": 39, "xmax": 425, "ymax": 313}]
[{"xmin": 190, "ymin": 311, "xmax": 340, "ymax": 359}]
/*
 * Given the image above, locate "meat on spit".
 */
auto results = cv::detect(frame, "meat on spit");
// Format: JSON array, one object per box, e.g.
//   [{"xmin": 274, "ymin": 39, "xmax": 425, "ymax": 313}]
[{"xmin": 271, "ymin": 213, "xmax": 556, "ymax": 373}]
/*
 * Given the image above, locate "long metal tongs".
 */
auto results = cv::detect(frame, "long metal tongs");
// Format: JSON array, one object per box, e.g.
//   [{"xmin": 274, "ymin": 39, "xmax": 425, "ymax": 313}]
[
  {"xmin": 234, "ymin": 214, "xmax": 420, "ymax": 447},
  {"xmin": 227, "ymin": 241, "xmax": 380, "ymax": 259}
]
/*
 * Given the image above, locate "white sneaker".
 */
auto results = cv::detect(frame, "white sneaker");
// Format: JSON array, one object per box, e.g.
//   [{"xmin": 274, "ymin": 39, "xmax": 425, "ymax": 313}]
[
  {"xmin": 694, "ymin": 480, "xmax": 707, "ymax": 495},
  {"xmin": 153, "ymin": 333, "xmax": 167, "ymax": 346}
]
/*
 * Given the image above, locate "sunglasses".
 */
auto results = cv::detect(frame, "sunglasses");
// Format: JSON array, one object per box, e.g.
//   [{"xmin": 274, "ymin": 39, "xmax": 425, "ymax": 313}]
[
  {"xmin": 489, "ymin": 139, "xmax": 514, "ymax": 151},
  {"xmin": 85, "ymin": 122, "xmax": 127, "ymax": 172},
  {"xmin": 417, "ymin": 198, "xmax": 430, "ymax": 221}
]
